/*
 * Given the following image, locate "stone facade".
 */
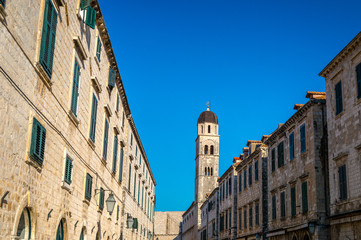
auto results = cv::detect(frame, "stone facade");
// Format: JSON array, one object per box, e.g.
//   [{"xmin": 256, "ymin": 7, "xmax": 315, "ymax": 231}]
[
  {"xmin": 319, "ymin": 31, "xmax": 361, "ymax": 240},
  {"xmin": 154, "ymin": 211, "xmax": 183, "ymax": 240},
  {"xmin": 200, "ymin": 187, "xmax": 219, "ymax": 240},
  {"xmin": 0, "ymin": 0, "xmax": 155, "ymax": 239}
]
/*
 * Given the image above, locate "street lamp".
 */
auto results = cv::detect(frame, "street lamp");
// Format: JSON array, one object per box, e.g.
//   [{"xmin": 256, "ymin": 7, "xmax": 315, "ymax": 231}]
[
  {"xmin": 127, "ymin": 214, "xmax": 134, "ymax": 228},
  {"xmin": 256, "ymin": 233, "xmax": 261, "ymax": 240},
  {"xmin": 106, "ymin": 193, "xmax": 116, "ymax": 215},
  {"xmin": 308, "ymin": 222, "xmax": 316, "ymax": 235}
]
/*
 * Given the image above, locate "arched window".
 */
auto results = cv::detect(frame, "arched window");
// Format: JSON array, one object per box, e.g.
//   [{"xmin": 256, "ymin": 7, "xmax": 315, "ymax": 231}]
[
  {"xmin": 16, "ymin": 208, "xmax": 32, "ymax": 240},
  {"xmin": 56, "ymin": 219, "xmax": 64, "ymax": 240},
  {"xmin": 201, "ymin": 125, "xmax": 203, "ymax": 133},
  {"xmin": 204, "ymin": 145, "xmax": 209, "ymax": 154},
  {"xmin": 79, "ymin": 227, "xmax": 86, "ymax": 240},
  {"xmin": 208, "ymin": 125, "xmax": 211, "ymax": 133},
  {"xmin": 211, "ymin": 168, "xmax": 213, "ymax": 176},
  {"xmin": 95, "ymin": 231, "xmax": 100, "ymax": 240},
  {"xmin": 210, "ymin": 145, "xmax": 214, "ymax": 155},
  {"xmin": 205, "ymin": 167, "xmax": 207, "ymax": 176}
]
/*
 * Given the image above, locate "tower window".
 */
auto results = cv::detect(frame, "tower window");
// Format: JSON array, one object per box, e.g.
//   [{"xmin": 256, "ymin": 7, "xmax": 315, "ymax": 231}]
[
  {"xmin": 201, "ymin": 125, "xmax": 204, "ymax": 133},
  {"xmin": 205, "ymin": 145, "xmax": 209, "ymax": 154},
  {"xmin": 210, "ymin": 145, "xmax": 214, "ymax": 155},
  {"xmin": 208, "ymin": 167, "xmax": 210, "ymax": 176},
  {"xmin": 211, "ymin": 168, "xmax": 213, "ymax": 176},
  {"xmin": 208, "ymin": 125, "xmax": 211, "ymax": 133},
  {"xmin": 205, "ymin": 167, "xmax": 207, "ymax": 176}
]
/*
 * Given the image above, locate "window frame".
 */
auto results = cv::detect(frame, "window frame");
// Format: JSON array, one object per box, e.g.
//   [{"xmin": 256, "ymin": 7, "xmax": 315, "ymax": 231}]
[{"xmin": 335, "ymin": 80, "xmax": 343, "ymax": 115}]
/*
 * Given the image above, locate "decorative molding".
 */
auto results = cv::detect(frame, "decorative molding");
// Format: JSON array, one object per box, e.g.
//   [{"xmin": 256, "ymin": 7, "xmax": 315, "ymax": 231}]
[
  {"xmin": 73, "ymin": 36, "xmax": 88, "ymax": 61},
  {"xmin": 104, "ymin": 104, "xmax": 112, "ymax": 117},
  {"xmin": 91, "ymin": 76, "xmax": 102, "ymax": 93}
]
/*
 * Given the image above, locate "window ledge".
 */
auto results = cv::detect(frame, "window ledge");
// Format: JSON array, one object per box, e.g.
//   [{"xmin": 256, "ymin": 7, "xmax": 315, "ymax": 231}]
[
  {"xmin": 25, "ymin": 155, "xmax": 43, "ymax": 172},
  {"xmin": 87, "ymin": 138, "xmax": 95, "ymax": 149},
  {"xmin": 61, "ymin": 181, "xmax": 72, "ymax": 193},
  {"xmin": 35, "ymin": 62, "xmax": 52, "ymax": 89},
  {"xmin": 113, "ymin": 125, "xmax": 120, "ymax": 135},
  {"xmin": 120, "ymin": 139, "xmax": 125, "ymax": 147},
  {"xmin": 101, "ymin": 157, "xmax": 107, "ymax": 165},
  {"xmin": 0, "ymin": 4, "xmax": 7, "ymax": 21},
  {"xmin": 104, "ymin": 104, "xmax": 112, "ymax": 117},
  {"xmin": 335, "ymin": 111, "xmax": 345, "ymax": 120},
  {"xmin": 94, "ymin": 56, "xmax": 100, "ymax": 68},
  {"xmin": 68, "ymin": 110, "xmax": 80, "ymax": 126},
  {"xmin": 83, "ymin": 198, "xmax": 90, "ymax": 205},
  {"xmin": 73, "ymin": 35, "xmax": 88, "ymax": 61},
  {"xmin": 91, "ymin": 76, "xmax": 102, "ymax": 93},
  {"xmin": 355, "ymin": 97, "xmax": 361, "ymax": 106}
]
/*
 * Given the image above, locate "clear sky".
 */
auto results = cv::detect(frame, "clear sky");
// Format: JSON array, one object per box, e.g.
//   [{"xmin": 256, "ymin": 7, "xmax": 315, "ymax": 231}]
[{"xmin": 100, "ymin": 0, "xmax": 361, "ymax": 211}]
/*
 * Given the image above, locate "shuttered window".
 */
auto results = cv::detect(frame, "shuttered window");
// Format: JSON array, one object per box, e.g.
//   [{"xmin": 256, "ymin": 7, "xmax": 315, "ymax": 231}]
[
  {"xmin": 238, "ymin": 174, "xmax": 242, "ymax": 192},
  {"xmin": 335, "ymin": 81, "xmax": 343, "ymax": 115},
  {"xmin": 119, "ymin": 148, "xmax": 124, "ymax": 181},
  {"xmin": 300, "ymin": 124, "xmax": 306, "ymax": 153},
  {"xmin": 102, "ymin": 119, "xmax": 109, "ymax": 160},
  {"xmin": 289, "ymin": 132, "xmax": 294, "ymax": 160},
  {"xmin": 248, "ymin": 166, "xmax": 252, "ymax": 186},
  {"xmin": 255, "ymin": 203, "xmax": 259, "ymax": 226},
  {"xmin": 108, "ymin": 67, "xmax": 116, "ymax": 89},
  {"xmin": 64, "ymin": 156, "xmax": 73, "ymax": 184},
  {"xmin": 255, "ymin": 160, "xmax": 259, "ymax": 181},
  {"xmin": 116, "ymin": 205, "xmax": 119, "ymax": 221},
  {"xmin": 133, "ymin": 172, "xmax": 137, "ymax": 196},
  {"xmin": 122, "ymin": 112, "xmax": 125, "ymax": 127},
  {"xmin": 99, "ymin": 187, "xmax": 104, "ymax": 210},
  {"xmin": 116, "ymin": 93, "xmax": 120, "ymax": 112},
  {"xmin": 339, "ymin": 165, "xmax": 347, "ymax": 200},
  {"xmin": 138, "ymin": 180, "xmax": 140, "ymax": 203},
  {"xmin": 244, "ymin": 170, "xmax": 247, "ymax": 189},
  {"xmin": 112, "ymin": 135, "xmax": 118, "ymax": 173},
  {"xmin": 70, "ymin": 60, "xmax": 80, "ymax": 116},
  {"xmin": 229, "ymin": 177, "xmax": 232, "ymax": 195},
  {"xmin": 89, "ymin": 94, "xmax": 98, "ymax": 142},
  {"xmin": 272, "ymin": 195, "xmax": 276, "ymax": 220},
  {"xmin": 96, "ymin": 36, "xmax": 101, "ymax": 62},
  {"xmin": 302, "ymin": 181, "xmax": 308, "ymax": 213},
  {"xmin": 277, "ymin": 141, "xmax": 284, "ymax": 168},
  {"xmin": 39, "ymin": 0, "xmax": 57, "ymax": 78},
  {"xmin": 238, "ymin": 211, "xmax": 242, "ymax": 229},
  {"xmin": 271, "ymin": 148, "xmax": 275, "ymax": 172},
  {"xmin": 128, "ymin": 164, "xmax": 132, "ymax": 191},
  {"xmin": 85, "ymin": 5, "xmax": 96, "ymax": 29},
  {"xmin": 85, "ymin": 173, "xmax": 92, "ymax": 200},
  {"xmin": 291, "ymin": 186, "xmax": 296, "ymax": 216},
  {"xmin": 30, "ymin": 118, "xmax": 46, "ymax": 166},
  {"xmin": 243, "ymin": 210, "xmax": 247, "ymax": 229},
  {"xmin": 249, "ymin": 207, "xmax": 253, "ymax": 228},
  {"xmin": 280, "ymin": 192, "xmax": 285, "ymax": 218},
  {"xmin": 357, "ymin": 63, "xmax": 361, "ymax": 99}
]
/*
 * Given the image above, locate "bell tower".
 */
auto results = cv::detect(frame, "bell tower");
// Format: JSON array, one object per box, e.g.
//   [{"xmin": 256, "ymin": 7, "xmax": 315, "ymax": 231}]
[{"xmin": 194, "ymin": 105, "xmax": 219, "ymax": 205}]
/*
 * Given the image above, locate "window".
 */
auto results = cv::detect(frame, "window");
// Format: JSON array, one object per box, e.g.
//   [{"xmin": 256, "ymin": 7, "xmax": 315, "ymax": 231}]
[
  {"xmin": 80, "ymin": 0, "xmax": 96, "ymax": 29},
  {"xmin": 248, "ymin": 165, "xmax": 252, "ymax": 186},
  {"xmin": 56, "ymin": 220, "xmax": 64, "ymax": 240},
  {"xmin": 255, "ymin": 160, "xmax": 259, "ymax": 182},
  {"xmin": 339, "ymin": 165, "xmax": 347, "ymax": 200},
  {"xmin": 102, "ymin": 119, "xmax": 109, "ymax": 160},
  {"xmin": 128, "ymin": 164, "xmax": 132, "ymax": 191},
  {"xmin": 243, "ymin": 170, "xmax": 247, "ymax": 189},
  {"xmin": 16, "ymin": 208, "xmax": 32, "ymax": 240},
  {"xmin": 300, "ymin": 124, "xmax": 306, "ymax": 153},
  {"xmin": 210, "ymin": 145, "xmax": 214, "ymax": 155},
  {"xmin": 99, "ymin": 187, "xmax": 104, "ymax": 210},
  {"xmin": 291, "ymin": 186, "xmax": 296, "ymax": 216},
  {"xmin": 141, "ymin": 186, "xmax": 144, "ymax": 208},
  {"xmin": 108, "ymin": 67, "xmax": 116, "ymax": 90},
  {"xmin": 277, "ymin": 141, "xmax": 284, "ymax": 168},
  {"xmin": 302, "ymin": 181, "xmax": 308, "ymax": 213},
  {"xmin": 64, "ymin": 156, "xmax": 73, "ymax": 184},
  {"xmin": 205, "ymin": 167, "xmax": 207, "ymax": 176},
  {"xmin": 80, "ymin": 227, "xmax": 85, "ymax": 240},
  {"xmin": 220, "ymin": 215, "xmax": 224, "ymax": 231},
  {"xmin": 229, "ymin": 177, "xmax": 232, "ymax": 195},
  {"xmin": 39, "ymin": 0, "xmax": 58, "ymax": 77},
  {"xmin": 229, "ymin": 211, "xmax": 232, "ymax": 228},
  {"xmin": 138, "ymin": 180, "xmax": 140, "ymax": 203},
  {"xmin": 30, "ymin": 117, "xmax": 46, "ymax": 166},
  {"xmin": 70, "ymin": 60, "xmax": 80, "ymax": 116},
  {"xmin": 335, "ymin": 81, "xmax": 343, "ymax": 115},
  {"xmin": 357, "ymin": 63, "xmax": 361, "ymax": 99},
  {"xmin": 116, "ymin": 93, "xmax": 120, "ymax": 112},
  {"xmin": 205, "ymin": 145, "xmax": 208, "ymax": 154},
  {"xmin": 0, "ymin": 0, "xmax": 5, "ymax": 7},
  {"xmin": 89, "ymin": 94, "xmax": 98, "ymax": 142},
  {"xmin": 225, "ymin": 211, "xmax": 228, "ymax": 229},
  {"xmin": 122, "ymin": 112, "xmax": 125, "ymax": 127},
  {"xmin": 208, "ymin": 125, "xmax": 211, "ymax": 133},
  {"xmin": 134, "ymin": 172, "xmax": 137, "ymax": 196},
  {"xmin": 280, "ymin": 192, "xmax": 285, "ymax": 218},
  {"xmin": 211, "ymin": 168, "xmax": 213, "ymax": 176},
  {"xmin": 225, "ymin": 180, "xmax": 228, "ymax": 196},
  {"xmin": 238, "ymin": 211, "xmax": 242, "ymax": 230},
  {"xmin": 111, "ymin": 135, "xmax": 118, "ymax": 173},
  {"xmin": 85, "ymin": 173, "xmax": 93, "ymax": 200},
  {"xmin": 272, "ymin": 195, "xmax": 276, "ymax": 220},
  {"xmin": 271, "ymin": 148, "xmax": 275, "ymax": 172},
  {"xmin": 289, "ymin": 132, "xmax": 294, "ymax": 160},
  {"xmin": 96, "ymin": 36, "xmax": 101, "ymax": 62},
  {"xmin": 243, "ymin": 210, "xmax": 247, "ymax": 229},
  {"xmin": 249, "ymin": 207, "xmax": 253, "ymax": 228},
  {"xmin": 119, "ymin": 148, "xmax": 124, "ymax": 181},
  {"xmin": 255, "ymin": 203, "xmax": 259, "ymax": 226},
  {"xmin": 130, "ymin": 133, "xmax": 133, "ymax": 145}
]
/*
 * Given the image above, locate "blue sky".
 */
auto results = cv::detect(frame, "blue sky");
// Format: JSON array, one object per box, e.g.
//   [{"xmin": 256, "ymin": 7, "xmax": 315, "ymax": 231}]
[{"xmin": 100, "ymin": 0, "xmax": 361, "ymax": 211}]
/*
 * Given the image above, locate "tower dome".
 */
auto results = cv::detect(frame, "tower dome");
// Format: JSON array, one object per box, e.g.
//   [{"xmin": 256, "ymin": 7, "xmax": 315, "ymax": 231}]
[{"xmin": 197, "ymin": 107, "xmax": 218, "ymax": 124}]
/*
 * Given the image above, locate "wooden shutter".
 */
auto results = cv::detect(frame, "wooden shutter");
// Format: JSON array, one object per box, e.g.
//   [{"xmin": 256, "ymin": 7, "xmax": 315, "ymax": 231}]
[
  {"xmin": 108, "ymin": 67, "xmax": 116, "ymax": 89},
  {"xmin": 64, "ymin": 156, "xmax": 73, "ymax": 184},
  {"xmin": 357, "ymin": 64, "xmax": 361, "ymax": 99},
  {"xmin": 255, "ymin": 161, "xmax": 258, "ymax": 181},
  {"xmin": 39, "ymin": 0, "xmax": 57, "ymax": 77},
  {"xmin": 272, "ymin": 196, "xmax": 276, "ymax": 219},
  {"xmin": 278, "ymin": 142, "xmax": 284, "ymax": 167},
  {"xmin": 243, "ymin": 170, "xmax": 247, "ymax": 189},
  {"xmin": 85, "ymin": 6, "xmax": 96, "ymax": 29},
  {"xmin": 99, "ymin": 187, "xmax": 104, "ymax": 210},
  {"xmin": 90, "ymin": 95, "xmax": 98, "ymax": 142},
  {"xmin": 85, "ymin": 173, "xmax": 92, "ymax": 200},
  {"xmin": 335, "ymin": 81, "xmax": 343, "ymax": 115},
  {"xmin": 112, "ymin": 135, "xmax": 118, "ymax": 173},
  {"xmin": 272, "ymin": 148, "xmax": 275, "ymax": 172},
  {"xmin": 248, "ymin": 166, "xmax": 252, "ymax": 186},
  {"xmin": 339, "ymin": 165, "xmax": 347, "ymax": 200},
  {"xmin": 96, "ymin": 37, "xmax": 102, "ymax": 62},
  {"xmin": 289, "ymin": 132, "xmax": 294, "ymax": 160},
  {"xmin": 291, "ymin": 186, "xmax": 296, "ymax": 216},
  {"xmin": 249, "ymin": 207, "xmax": 252, "ymax": 227},
  {"xmin": 255, "ymin": 204, "xmax": 259, "ymax": 225},
  {"xmin": 300, "ymin": 125, "xmax": 306, "ymax": 153},
  {"xmin": 30, "ymin": 118, "xmax": 46, "ymax": 166},
  {"xmin": 302, "ymin": 181, "xmax": 308, "ymax": 213},
  {"xmin": 239, "ymin": 174, "xmax": 242, "ymax": 192},
  {"xmin": 116, "ymin": 205, "xmax": 119, "ymax": 220},
  {"xmin": 280, "ymin": 192, "xmax": 285, "ymax": 218},
  {"xmin": 71, "ymin": 60, "xmax": 80, "ymax": 116},
  {"xmin": 119, "ymin": 148, "xmax": 124, "ymax": 181},
  {"xmin": 80, "ymin": 0, "xmax": 90, "ymax": 10},
  {"xmin": 102, "ymin": 119, "xmax": 109, "ymax": 160}
]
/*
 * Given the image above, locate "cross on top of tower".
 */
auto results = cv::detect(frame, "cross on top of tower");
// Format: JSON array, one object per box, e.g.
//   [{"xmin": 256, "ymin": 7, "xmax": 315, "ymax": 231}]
[{"xmin": 206, "ymin": 102, "xmax": 210, "ymax": 111}]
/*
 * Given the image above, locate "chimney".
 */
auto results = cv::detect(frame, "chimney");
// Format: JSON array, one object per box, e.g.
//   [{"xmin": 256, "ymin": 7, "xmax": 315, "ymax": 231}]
[
  {"xmin": 293, "ymin": 104, "xmax": 304, "ymax": 111},
  {"xmin": 305, "ymin": 91, "xmax": 326, "ymax": 100},
  {"xmin": 243, "ymin": 147, "xmax": 249, "ymax": 157}
]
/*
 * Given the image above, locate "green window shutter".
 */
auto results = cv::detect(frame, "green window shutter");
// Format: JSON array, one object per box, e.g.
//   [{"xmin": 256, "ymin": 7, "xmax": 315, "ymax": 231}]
[
  {"xmin": 132, "ymin": 218, "xmax": 138, "ymax": 229},
  {"xmin": 108, "ymin": 67, "xmax": 116, "ymax": 89},
  {"xmin": 96, "ymin": 37, "xmax": 102, "ymax": 62},
  {"xmin": 271, "ymin": 148, "xmax": 275, "ymax": 172},
  {"xmin": 99, "ymin": 187, "xmax": 104, "ymax": 210},
  {"xmin": 70, "ymin": 60, "xmax": 80, "ymax": 116},
  {"xmin": 249, "ymin": 207, "xmax": 252, "ymax": 227},
  {"xmin": 85, "ymin": 173, "xmax": 92, "ymax": 200},
  {"xmin": 116, "ymin": 205, "xmax": 119, "ymax": 220},
  {"xmin": 116, "ymin": 94, "xmax": 120, "ymax": 112},
  {"xmin": 335, "ymin": 81, "xmax": 343, "ymax": 115},
  {"xmin": 280, "ymin": 192, "xmax": 285, "ymax": 218},
  {"xmin": 119, "ymin": 148, "xmax": 124, "ymax": 181},
  {"xmin": 243, "ymin": 210, "xmax": 247, "ymax": 229},
  {"xmin": 128, "ymin": 164, "xmax": 132, "ymax": 191},
  {"xmin": 300, "ymin": 125, "xmax": 306, "ymax": 153},
  {"xmin": 272, "ymin": 196, "xmax": 276, "ymax": 220},
  {"xmin": 291, "ymin": 186, "xmax": 296, "ymax": 216},
  {"xmin": 339, "ymin": 165, "xmax": 347, "ymax": 200},
  {"xmin": 289, "ymin": 132, "xmax": 294, "ymax": 160},
  {"xmin": 89, "ymin": 94, "xmax": 98, "ymax": 142},
  {"xmin": 64, "ymin": 156, "xmax": 73, "ymax": 184},
  {"xmin": 112, "ymin": 135, "xmax": 118, "ymax": 173},
  {"xmin": 141, "ymin": 186, "xmax": 144, "ymax": 208},
  {"xmin": 85, "ymin": 6, "xmax": 96, "ymax": 29},
  {"xmin": 39, "ymin": 0, "xmax": 57, "ymax": 78},
  {"xmin": 30, "ymin": 118, "xmax": 46, "ymax": 166},
  {"xmin": 255, "ymin": 204, "xmax": 259, "ymax": 226},
  {"xmin": 302, "ymin": 181, "xmax": 308, "ymax": 213},
  {"xmin": 102, "ymin": 119, "xmax": 109, "ymax": 160},
  {"xmin": 357, "ymin": 63, "xmax": 361, "ymax": 99},
  {"xmin": 229, "ymin": 177, "xmax": 232, "ymax": 195},
  {"xmin": 122, "ymin": 112, "xmax": 125, "ymax": 127},
  {"xmin": 138, "ymin": 180, "xmax": 140, "ymax": 203},
  {"xmin": 80, "ymin": 0, "xmax": 90, "ymax": 10},
  {"xmin": 278, "ymin": 142, "xmax": 284, "ymax": 167},
  {"xmin": 133, "ymin": 172, "xmax": 137, "ymax": 197}
]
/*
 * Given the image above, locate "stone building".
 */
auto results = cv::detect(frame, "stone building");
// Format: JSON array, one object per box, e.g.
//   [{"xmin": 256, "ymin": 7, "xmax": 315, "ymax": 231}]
[
  {"xmin": 154, "ymin": 212, "xmax": 183, "ymax": 240},
  {"xmin": 319, "ymin": 31, "xmax": 361, "ymax": 239},
  {"xmin": 0, "ymin": 0, "xmax": 155, "ymax": 239},
  {"xmin": 182, "ymin": 106, "xmax": 220, "ymax": 240},
  {"xmin": 200, "ymin": 187, "xmax": 219, "ymax": 240},
  {"xmin": 236, "ymin": 141, "xmax": 268, "ymax": 240},
  {"xmin": 265, "ymin": 92, "xmax": 329, "ymax": 240}
]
